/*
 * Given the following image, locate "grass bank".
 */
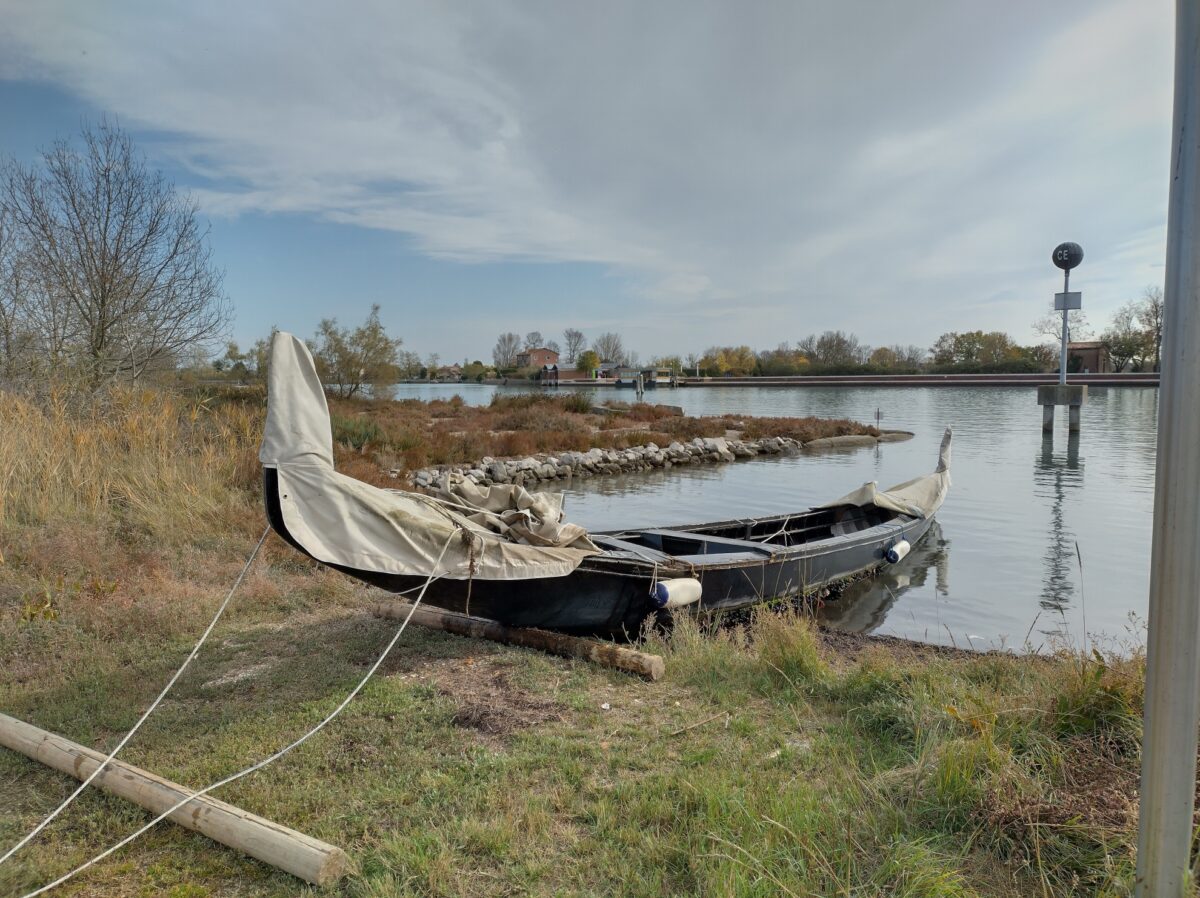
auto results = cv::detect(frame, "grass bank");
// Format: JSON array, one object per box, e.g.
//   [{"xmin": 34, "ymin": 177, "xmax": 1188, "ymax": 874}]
[{"xmin": 0, "ymin": 385, "xmax": 1148, "ymax": 897}]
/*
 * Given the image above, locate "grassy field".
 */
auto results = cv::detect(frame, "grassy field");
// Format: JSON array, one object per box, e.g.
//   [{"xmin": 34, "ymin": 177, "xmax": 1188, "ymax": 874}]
[{"xmin": 0, "ymin": 385, "xmax": 1147, "ymax": 897}]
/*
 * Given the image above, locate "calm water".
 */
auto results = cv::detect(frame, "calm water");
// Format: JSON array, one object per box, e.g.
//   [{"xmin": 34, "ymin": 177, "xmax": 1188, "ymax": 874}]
[{"xmin": 390, "ymin": 382, "xmax": 1159, "ymax": 651}]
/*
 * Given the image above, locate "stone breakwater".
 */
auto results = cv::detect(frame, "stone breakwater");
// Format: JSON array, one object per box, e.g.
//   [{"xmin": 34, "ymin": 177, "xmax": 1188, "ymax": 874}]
[{"xmin": 406, "ymin": 431, "xmax": 912, "ymax": 490}]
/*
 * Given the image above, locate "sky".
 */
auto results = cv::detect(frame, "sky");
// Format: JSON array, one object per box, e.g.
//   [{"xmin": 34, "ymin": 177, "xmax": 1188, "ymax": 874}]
[{"xmin": 0, "ymin": 0, "xmax": 1176, "ymax": 363}]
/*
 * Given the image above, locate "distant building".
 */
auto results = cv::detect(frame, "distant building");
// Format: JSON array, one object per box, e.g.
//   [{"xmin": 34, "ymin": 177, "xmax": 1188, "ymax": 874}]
[
  {"xmin": 431, "ymin": 363, "xmax": 463, "ymax": 382},
  {"xmin": 596, "ymin": 360, "xmax": 622, "ymax": 379},
  {"xmin": 517, "ymin": 347, "xmax": 559, "ymax": 368},
  {"xmin": 1067, "ymin": 341, "xmax": 1112, "ymax": 374}
]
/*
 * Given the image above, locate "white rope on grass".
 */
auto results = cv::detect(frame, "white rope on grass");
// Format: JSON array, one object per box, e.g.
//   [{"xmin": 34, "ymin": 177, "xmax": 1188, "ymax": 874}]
[
  {"xmin": 0, "ymin": 526, "xmax": 272, "ymax": 869},
  {"xmin": 19, "ymin": 532, "xmax": 456, "ymax": 898}
]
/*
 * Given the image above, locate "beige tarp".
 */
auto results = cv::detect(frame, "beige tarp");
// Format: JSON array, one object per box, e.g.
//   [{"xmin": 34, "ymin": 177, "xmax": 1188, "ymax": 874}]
[
  {"xmin": 821, "ymin": 427, "xmax": 952, "ymax": 519},
  {"xmin": 260, "ymin": 333, "xmax": 599, "ymax": 581}
]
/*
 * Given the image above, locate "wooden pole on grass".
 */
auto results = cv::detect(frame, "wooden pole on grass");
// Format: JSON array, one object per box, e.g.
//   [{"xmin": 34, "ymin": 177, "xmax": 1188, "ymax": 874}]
[
  {"xmin": 372, "ymin": 601, "xmax": 666, "ymax": 680},
  {"xmin": 0, "ymin": 712, "xmax": 350, "ymax": 886}
]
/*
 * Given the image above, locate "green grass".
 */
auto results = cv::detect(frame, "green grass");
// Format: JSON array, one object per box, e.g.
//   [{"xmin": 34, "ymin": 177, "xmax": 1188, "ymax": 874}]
[
  {"xmin": 0, "ymin": 386, "xmax": 1150, "ymax": 897},
  {"xmin": 0, "ymin": 567, "xmax": 1149, "ymax": 897}
]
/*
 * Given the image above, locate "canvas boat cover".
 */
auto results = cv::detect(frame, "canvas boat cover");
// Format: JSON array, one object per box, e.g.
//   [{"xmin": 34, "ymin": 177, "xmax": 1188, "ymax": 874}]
[
  {"xmin": 821, "ymin": 427, "xmax": 952, "ymax": 519},
  {"xmin": 260, "ymin": 333, "xmax": 599, "ymax": 581}
]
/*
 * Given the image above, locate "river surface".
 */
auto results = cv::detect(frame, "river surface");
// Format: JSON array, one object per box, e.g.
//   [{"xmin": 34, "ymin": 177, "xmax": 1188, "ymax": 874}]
[{"xmin": 390, "ymin": 383, "xmax": 1159, "ymax": 652}]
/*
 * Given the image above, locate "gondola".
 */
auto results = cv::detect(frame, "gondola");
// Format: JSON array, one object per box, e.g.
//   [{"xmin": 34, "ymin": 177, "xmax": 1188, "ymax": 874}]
[{"xmin": 261, "ymin": 333, "xmax": 951, "ymax": 637}]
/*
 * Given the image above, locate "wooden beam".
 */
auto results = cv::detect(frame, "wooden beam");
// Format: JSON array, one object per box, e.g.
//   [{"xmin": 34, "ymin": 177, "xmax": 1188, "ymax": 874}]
[
  {"xmin": 372, "ymin": 601, "xmax": 666, "ymax": 681},
  {"xmin": 0, "ymin": 712, "xmax": 350, "ymax": 886}
]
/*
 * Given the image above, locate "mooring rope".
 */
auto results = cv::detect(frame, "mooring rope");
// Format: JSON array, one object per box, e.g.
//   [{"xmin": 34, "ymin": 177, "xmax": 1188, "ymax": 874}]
[
  {"xmin": 17, "ymin": 532, "xmax": 456, "ymax": 898},
  {"xmin": 0, "ymin": 526, "xmax": 272, "ymax": 870}
]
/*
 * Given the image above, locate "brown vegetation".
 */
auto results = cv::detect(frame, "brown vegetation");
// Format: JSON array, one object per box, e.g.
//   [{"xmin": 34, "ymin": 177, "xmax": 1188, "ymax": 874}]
[{"xmin": 327, "ymin": 391, "xmax": 879, "ymax": 478}]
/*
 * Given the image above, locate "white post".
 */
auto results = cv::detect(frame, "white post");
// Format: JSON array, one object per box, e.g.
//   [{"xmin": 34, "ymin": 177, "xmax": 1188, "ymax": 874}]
[
  {"xmin": 1135, "ymin": 3, "xmax": 1200, "ymax": 895},
  {"xmin": 1059, "ymin": 269, "xmax": 1070, "ymax": 385}
]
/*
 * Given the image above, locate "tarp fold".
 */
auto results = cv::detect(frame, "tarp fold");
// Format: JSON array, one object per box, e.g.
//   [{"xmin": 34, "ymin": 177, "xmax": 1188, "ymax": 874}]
[{"xmin": 260, "ymin": 333, "xmax": 598, "ymax": 580}]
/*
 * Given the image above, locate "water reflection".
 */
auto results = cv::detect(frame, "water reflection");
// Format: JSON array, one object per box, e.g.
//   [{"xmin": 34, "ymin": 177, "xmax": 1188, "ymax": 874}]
[
  {"xmin": 818, "ymin": 520, "xmax": 950, "ymax": 634},
  {"xmin": 1034, "ymin": 433, "xmax": 1084, "ymax": 629}
]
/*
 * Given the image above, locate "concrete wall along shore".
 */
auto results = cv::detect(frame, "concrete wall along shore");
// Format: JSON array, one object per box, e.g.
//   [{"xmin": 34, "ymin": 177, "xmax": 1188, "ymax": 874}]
[{"xmin": 406, "ymin": 431, "xmax": 912, "ymax": 490}]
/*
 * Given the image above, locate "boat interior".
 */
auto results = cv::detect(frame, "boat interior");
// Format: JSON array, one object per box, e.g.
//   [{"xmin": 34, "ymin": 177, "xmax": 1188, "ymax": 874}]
[{"xmin": 592, "ymin": 504, "xmax": 902, "ymax": 565}]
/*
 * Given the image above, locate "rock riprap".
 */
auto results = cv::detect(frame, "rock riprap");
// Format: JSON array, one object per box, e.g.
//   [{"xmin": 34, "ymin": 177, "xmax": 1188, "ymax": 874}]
[{"xmin": 402, "ymin": 431, "xmax": 912, "ymax": 490}]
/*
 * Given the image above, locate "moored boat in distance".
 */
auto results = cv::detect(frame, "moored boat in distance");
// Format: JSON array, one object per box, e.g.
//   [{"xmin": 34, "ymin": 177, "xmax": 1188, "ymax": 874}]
[{"xmin": 261, "ymin": 332, "xmax": 952, "ymax": 637}]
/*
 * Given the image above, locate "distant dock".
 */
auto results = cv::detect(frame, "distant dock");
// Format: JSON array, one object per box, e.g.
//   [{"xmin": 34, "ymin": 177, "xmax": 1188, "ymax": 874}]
[{"xmin": 555, "ymin": 372, "xmax": 1159, "ymax": 389}]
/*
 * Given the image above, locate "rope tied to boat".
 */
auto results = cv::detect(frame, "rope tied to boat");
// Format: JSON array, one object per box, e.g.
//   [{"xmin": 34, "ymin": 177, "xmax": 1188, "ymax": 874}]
[
  {"xmin": 15, "ymin": 530, "xmax": 459, "ymax": 898},
  {"xmin": 0, "ymin": 525, "xmax": 272, "ymax": 871}
]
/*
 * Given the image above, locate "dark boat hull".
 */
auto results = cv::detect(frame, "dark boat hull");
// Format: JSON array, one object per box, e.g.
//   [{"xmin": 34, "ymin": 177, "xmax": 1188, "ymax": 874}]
[{"xmin": 264, "ymin": 470, "xmax": 936, "ymax": 637}]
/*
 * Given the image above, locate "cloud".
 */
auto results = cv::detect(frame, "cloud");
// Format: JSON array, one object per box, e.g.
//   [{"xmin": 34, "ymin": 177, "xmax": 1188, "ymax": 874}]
[{"xmin": 0, "ymin": 0, "xmax": 1175, "ymax": 348}]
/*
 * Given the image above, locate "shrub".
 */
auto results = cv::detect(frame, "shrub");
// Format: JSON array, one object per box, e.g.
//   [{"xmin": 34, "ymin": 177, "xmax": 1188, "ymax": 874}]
[{"xmin": 332, "ymin": 415, "xmax": 383, "ymax": 449}]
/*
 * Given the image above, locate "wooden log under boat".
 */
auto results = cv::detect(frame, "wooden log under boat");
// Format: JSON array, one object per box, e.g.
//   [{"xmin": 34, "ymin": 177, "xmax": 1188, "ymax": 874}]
[{"xmin": 372, "ymin": 601, "xmax": 666, "ymax": 680}]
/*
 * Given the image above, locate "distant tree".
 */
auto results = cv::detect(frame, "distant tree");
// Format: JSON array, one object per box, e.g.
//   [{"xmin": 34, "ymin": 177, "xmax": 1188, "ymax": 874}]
[
  {"xmin": 651, "ymin": 354, "xmax": 683, "ymax": 373},
  {"xmin": 724, "ymin": 346, "xmax": 757, "ymax": 375},
  {"xmin": 1, "ymin": 120, "xmax": 230, "ymax": 384},
  {"xmin": 869, "ymin": 346, "xmax": 898, "ymax": 368},
  {"xmin": 1033, "ymin": 306, "xmax": 1091, "ymax": 347},
  {"xmin": 1137, "ymin": 286, "xmax": 1164, "ymax": 371},
  {"xmin": 425, "ymin": 353, "xmax": 440, "ymax": 378},
  {"xmin": 798, "ymin": 330, "xmax": 865, "ymax": 367},
  {"xmin": 462, "ymin": 360, "xmax": 491, "ymax": 382},
  {"xmin": 492, "ymin": 332, "xmax": 521, "ymax": 368},
  {"xmin": 930, "ymin": 330, "xmax": 1018, "ymax": 366},
  {"xmin": 395, "ymin": 349, "xmax": 423, "ymax": 379},
  {"xmin": 893, "ymin": 345, "xmax": 927, "ymax": 367},
  {"xmin": 684, "ymin": 352, "xmax": 701, "ymax": 374},
  {"xmin": 592, "ymin": 332, "xmax": 627, "ymax": 364},
  {"xmin": 545, "ymin": 339, "xmax": 561, "ymax": 357},
  {"xmin": 524, "ymin": 331, "xmax": 544, "ymax": 350},
  {"xmin": 1101, "ymin": 301, "xmax": 1151, "ymax": 371},
  {"xmin": 562, "ymin": 328, "xmax": 586, "ymax": 365},
  {"xmin": 757, "ymin": 342, "xmax": 810, "ymax": 375},
  {"xmin": 308, "ymin": 304, "xmax": 401, "ymax": 398},
  {"xmin": 699, "ymin": 347, "xmax": 728, "ymax": 376},
  {"xmin": 576, "ymin": 349, "xmax": 600, "ymax": 374}
]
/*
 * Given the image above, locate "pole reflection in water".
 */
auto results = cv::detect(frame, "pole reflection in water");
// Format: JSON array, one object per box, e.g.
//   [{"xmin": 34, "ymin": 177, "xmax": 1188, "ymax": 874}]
[
  {"xmin": 817, "ymin": 519, "xmax": 950, "ymax": 634},
  {"xmin": 1034, "ymin": 432, "xmax": 1084, "ymax": 640}
]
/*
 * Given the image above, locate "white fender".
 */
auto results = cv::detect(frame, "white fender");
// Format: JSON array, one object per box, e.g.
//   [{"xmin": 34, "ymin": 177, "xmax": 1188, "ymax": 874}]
[{"xmin": 651, "ymin": 578, "xmax": 703, "ymax": 609}]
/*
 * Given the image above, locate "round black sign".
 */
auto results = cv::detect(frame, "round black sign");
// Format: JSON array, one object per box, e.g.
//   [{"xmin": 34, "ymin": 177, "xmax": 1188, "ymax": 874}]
[{"xmin": 1052, "ymin": 242, "xmax": 1084, "ymax": 270}]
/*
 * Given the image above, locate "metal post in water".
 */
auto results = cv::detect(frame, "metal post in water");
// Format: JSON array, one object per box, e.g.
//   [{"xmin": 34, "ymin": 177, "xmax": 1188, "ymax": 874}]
[
  {"xmin": 1135, "ymin": 2, "xmax": 1200, "ymax": 894},
  {"xmin": 1060, "ymin": 268, "xmax": 1070, "ymax": 385}
]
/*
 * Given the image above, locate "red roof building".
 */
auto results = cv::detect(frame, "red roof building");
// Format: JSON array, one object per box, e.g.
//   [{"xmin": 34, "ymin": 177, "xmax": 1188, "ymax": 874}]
[{"xmin": 517, "ymin": 347, "xmax": 559, "ymax": 368}]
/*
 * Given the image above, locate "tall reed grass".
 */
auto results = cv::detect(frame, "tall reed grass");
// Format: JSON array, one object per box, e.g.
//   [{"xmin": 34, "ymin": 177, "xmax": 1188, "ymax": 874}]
[{"xmin": 0, "ymin": 386, "xmax": 262, "ymax": 540}]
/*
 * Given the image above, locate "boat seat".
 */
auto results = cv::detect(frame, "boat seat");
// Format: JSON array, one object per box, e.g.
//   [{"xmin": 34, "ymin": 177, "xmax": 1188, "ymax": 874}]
[
  {"xmin": 673, "ymin": 551, "xmax": 775, "ymax": 566},
  {"xmin": 590, "ymin": 535, "xmax": 674, "ymax": 562},
  {"xmin": 643, "ymin": 529, "xmax": 781, "ymax": 557}
]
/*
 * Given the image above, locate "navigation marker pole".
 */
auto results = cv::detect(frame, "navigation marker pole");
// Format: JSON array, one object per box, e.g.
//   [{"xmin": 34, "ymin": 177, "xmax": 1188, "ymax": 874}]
[
  {"xmin": 1135, "ymin": 2, "xmax": 1200, "ymax": 895},
  {"xmin": 1039, "ymin": 243, "xmax": 1085, "ymax": 433}
]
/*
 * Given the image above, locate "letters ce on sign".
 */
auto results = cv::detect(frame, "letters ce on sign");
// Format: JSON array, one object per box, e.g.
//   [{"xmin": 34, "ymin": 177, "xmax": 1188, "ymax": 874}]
[{"xmin": 1054, "ymin": 292, "xmax": 1082, "ymax": 311}]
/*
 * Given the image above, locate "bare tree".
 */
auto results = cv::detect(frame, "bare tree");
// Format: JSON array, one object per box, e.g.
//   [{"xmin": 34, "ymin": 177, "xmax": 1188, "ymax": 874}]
[
  {"xmin": 524, "ymin": 330, "xmax": 543, "ymax": 350},
  {"xmin": 0, "ymin": 207, "xmax": 36, "ymax": 379},
  {"xmin": 1032, "ymin": 305, "xmax": 1091, "ymax": 346},
  {"xmin": 1, "ymin": 120, "xmax": 230, "ymax": 384},
  {"xmin": 493, "ymin": 331, "xmax": 521, "ymax": 368},
  {"xmin": 562, "ymin": 328, "xmax": 586, "ymax": 365},
  {"xmin": 308, "ymin": 304, "xmax": 401, "ymax": 398},
  {"xmin": 592, "ymin": 331, "xmax": 627, "ymax": 364},
  {"xmin": 798, "ymin": 330, "xmax": 865, "ymax": 366}
]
